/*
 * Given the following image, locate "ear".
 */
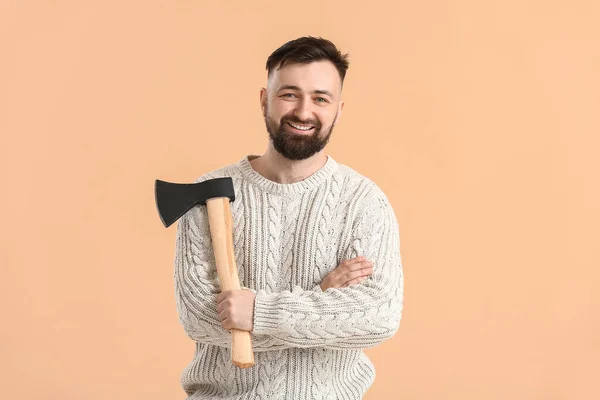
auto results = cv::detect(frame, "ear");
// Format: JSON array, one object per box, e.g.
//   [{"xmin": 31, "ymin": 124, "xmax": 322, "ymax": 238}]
[
  {"xmin": 337, "ymin": 100, "xmax": 345, "ymax": 120},
  {"xmin": 259, "ymin": 87, "xmax": 267, "ymax": 112}
]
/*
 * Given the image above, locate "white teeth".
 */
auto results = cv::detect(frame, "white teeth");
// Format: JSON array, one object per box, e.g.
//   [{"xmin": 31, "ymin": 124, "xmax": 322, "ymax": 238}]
[{"xmin": 288, "ymin": 122, "xmax": 313, "ymax": 131}]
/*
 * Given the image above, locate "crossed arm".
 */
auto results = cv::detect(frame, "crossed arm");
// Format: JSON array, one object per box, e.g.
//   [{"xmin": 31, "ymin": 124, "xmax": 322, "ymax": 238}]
[{"xmin": 173, "ymin": 192, "xmax": 404, "ymax": 351}]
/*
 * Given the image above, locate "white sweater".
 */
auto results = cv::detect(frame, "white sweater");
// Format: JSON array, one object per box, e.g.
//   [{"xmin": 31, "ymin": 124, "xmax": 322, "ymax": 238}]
[{"xmin": 174, "ymin": 154, "xmax": 404, "ymax": 399}]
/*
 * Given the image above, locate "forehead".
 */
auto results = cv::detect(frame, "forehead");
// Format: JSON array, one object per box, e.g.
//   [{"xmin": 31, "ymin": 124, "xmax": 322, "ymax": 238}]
[{"xmin": 269, "ymin": 60, "xmax": 342, "ymax": 94}]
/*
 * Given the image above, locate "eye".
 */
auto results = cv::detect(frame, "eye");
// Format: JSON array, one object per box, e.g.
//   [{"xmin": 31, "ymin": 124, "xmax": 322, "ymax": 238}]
[
  {"xmin": 282, "ymin": 93, "xmax": 296, "ymax": 98},
  {"xmin": 316, "ymin": 97, "xmax": 328, "ymax": 103}
]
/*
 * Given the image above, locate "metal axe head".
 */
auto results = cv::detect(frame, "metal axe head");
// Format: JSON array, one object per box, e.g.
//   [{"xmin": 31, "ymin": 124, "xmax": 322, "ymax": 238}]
[{"xmin": 154, "ymin": 177, "xmax": 235, "ymax": 227}]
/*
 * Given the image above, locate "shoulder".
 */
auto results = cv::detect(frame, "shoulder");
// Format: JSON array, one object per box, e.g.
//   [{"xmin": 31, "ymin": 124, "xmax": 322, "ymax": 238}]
[
  {"xmin": 332, "ymin": 161, "xmax": 399, "ymax": 239},
  {"xmin": 334, "ymin": 161, "xmax": 393, "ymax": 211}
]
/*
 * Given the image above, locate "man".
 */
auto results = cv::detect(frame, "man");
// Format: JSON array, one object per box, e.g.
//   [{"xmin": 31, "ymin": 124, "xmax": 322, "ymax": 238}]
[{"xmin": 174, "ymin": 36, "xmax": 404, "ymax": 399}]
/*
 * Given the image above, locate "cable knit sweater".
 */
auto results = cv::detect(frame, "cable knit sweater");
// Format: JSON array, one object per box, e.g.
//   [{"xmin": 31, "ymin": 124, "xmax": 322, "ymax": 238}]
[{"xmin": 173, "ymin": 154, "xmax": 404, "ymax": 399}]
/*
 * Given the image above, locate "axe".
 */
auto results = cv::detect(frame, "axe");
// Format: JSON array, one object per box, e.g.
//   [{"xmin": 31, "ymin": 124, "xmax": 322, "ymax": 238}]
[{"xmin": 155, "ymin": 176, "xmax": 255, "ymax": 369}]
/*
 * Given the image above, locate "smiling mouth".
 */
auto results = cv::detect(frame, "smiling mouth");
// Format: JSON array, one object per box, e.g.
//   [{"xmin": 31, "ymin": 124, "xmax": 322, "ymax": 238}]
[{"xmin": 286, "ymin": 121, "xmax": 315, "ymax": 133}]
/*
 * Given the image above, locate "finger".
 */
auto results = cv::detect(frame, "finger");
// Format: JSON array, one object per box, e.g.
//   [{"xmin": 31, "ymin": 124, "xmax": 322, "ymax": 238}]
[
  {"xmin": 349, "ymin": 268, "xmax": 372, "ymax": 281},
  {"xmin": 342, "ymin": 256, "xmax": 365, "ymax": 266},
  {"xmin": 216, "ymin": 291, "xmax": 227, "ymax": 303},
  {"xmin": 332, "ymin": 262, "xmax": 370, "ymax": 282},
  {"xmin": 342, "ymin": 265, "xmax": 373, "ymax": 281},
  {"xmin": 338, "ymin": 257, "xmax": 359, "ymax": 270},
  {"xmin": 218, "ymin": 308, "xmax": 227, "ymax": 322},
  {"xmin": 216, "ymin": 297, "xmax": 228, "ymax": 313},
  {"xmin": 221, "ymin": 317, "xmax": 231, "ymax": 330},
  {"xmin": 341, "ymin": 275, "xmax": 369, "ymax": 288},
  {"xmin": 343, "ymin": 260, "xmax": 374, "ymax": 272}
]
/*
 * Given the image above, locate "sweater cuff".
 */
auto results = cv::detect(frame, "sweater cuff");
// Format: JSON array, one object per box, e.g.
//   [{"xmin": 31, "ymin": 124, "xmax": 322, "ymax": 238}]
[{"xmin": 252, "ymin": 292, "xmax": 281, "ymax": 335}]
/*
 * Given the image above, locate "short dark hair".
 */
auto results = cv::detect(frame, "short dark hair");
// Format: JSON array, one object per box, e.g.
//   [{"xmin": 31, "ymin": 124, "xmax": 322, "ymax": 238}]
[{"xmin": 265, "ymin": 36, "xmax": 350, "ymax": 86}]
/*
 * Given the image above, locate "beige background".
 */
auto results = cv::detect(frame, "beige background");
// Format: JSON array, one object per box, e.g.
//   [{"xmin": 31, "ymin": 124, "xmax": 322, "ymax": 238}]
[{"xmin": 1, "ymin": 1, "xmax": 599, "ymax": 399}]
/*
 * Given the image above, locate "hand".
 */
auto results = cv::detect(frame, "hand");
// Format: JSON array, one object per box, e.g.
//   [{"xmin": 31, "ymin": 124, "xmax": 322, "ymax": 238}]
[
  {"xmin": 320, "ymin": 256, "xmax": 374, "ymax": 291},
  {"xmin": 216, "ymin": 289, "xmax": 256, "ymax": 332}
]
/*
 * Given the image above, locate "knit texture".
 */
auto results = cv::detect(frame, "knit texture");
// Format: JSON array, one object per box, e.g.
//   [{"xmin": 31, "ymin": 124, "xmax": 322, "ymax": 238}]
[{"xmin": 174, "ymin": 154, "xmax": 404, "ymax": 399}]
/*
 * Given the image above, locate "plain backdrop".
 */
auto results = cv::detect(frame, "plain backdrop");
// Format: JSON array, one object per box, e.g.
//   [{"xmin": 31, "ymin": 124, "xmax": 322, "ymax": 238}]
[{"xmin": 1, "ymin": 1, "xmax": 599, "ymax": 399}]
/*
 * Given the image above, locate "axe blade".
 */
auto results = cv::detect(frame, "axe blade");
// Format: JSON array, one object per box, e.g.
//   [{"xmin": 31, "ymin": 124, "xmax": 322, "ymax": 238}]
[{"xmin": 154, "ymin": 177, "xmax": 236, "ymax": 228}]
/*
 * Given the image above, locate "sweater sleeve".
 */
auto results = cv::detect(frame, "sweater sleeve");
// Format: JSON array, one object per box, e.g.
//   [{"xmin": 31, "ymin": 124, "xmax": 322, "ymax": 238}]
[
  {"xmin": 251, "ymin": 191, "xmax": 404, "ymax": 350},
  {"xmin": 173, "ymin": 199, "xmax": 308, "ymax": 351},
  {"xmin": 173, "ymin": 205, "xmax": 234, "ymax": 347}
]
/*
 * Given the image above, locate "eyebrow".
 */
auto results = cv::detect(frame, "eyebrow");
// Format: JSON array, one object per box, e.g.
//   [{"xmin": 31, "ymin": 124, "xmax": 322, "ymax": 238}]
[{"xmin": 276, "ymin": 85, "xmax": 335, "ymax": 99}]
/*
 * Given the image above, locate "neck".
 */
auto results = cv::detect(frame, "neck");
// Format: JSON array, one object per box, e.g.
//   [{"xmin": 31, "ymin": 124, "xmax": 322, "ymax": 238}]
[{"xmin": 250, "ymin": 146, "xmax": 328, "ymax": 184}]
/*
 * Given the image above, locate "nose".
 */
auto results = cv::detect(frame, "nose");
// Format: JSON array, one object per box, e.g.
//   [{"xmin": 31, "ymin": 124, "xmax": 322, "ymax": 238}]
[{"xmin": 293, "ymin": 98, "xmax": 314, "ymax": 123}]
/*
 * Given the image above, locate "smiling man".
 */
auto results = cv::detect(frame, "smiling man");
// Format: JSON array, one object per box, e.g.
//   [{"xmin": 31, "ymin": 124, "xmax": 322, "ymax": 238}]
[{"xmin": 174, "ymin": 36, "xmax": 404, "ymax": 399}]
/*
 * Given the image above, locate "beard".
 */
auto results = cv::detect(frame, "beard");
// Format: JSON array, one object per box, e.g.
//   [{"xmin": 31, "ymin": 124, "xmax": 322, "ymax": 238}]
[{"xmin": 263, "ymin": 104, "xmax": 337, "ymax": 161}]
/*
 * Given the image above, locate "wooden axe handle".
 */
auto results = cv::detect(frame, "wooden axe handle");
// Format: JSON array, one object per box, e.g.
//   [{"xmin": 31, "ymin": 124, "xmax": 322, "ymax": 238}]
[{"xmin": 206, "ymin": 197, "xmax": 255, "ymax": 368}]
